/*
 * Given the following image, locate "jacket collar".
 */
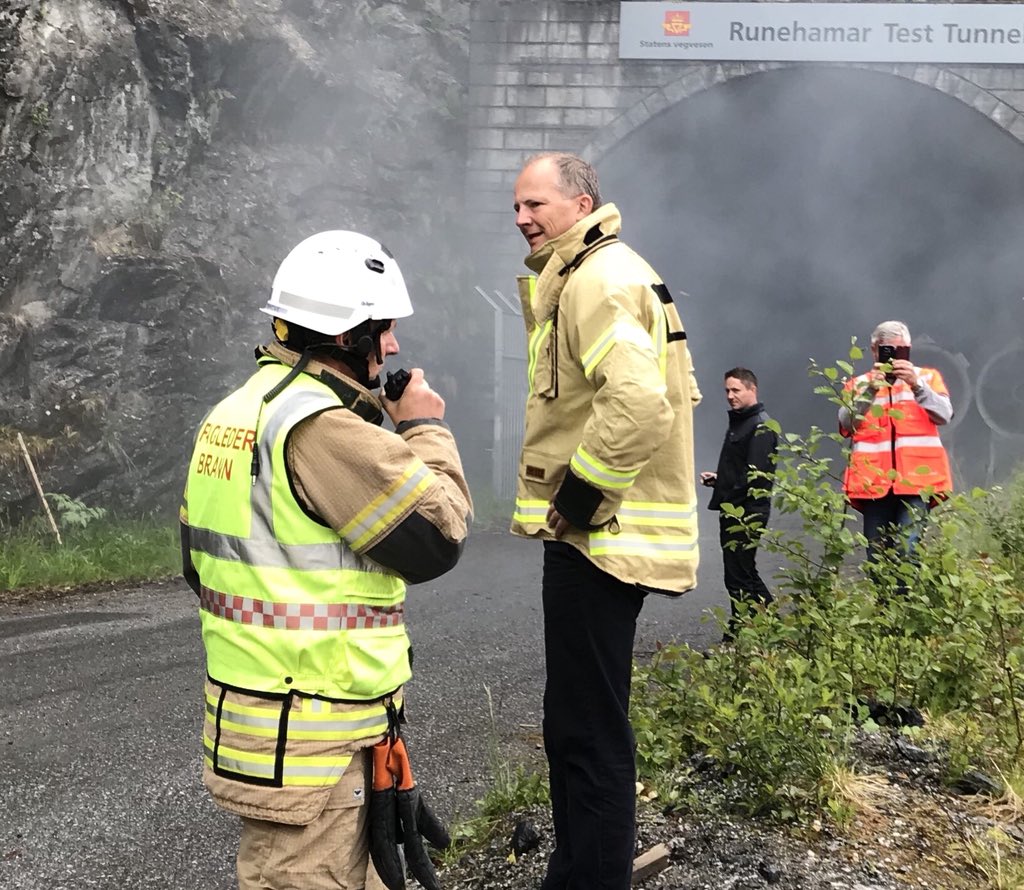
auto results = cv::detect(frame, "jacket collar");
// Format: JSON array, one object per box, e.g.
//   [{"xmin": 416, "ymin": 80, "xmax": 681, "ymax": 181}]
[
  {"xmin": 258, "ymin": 341, "xmax": 385, "ymax": 425},
  {"xmin": 521, "ymin": 203, "xmax": 622, "ymax": 326},
  {"xmin": 728, "ymin": 402, "xmax": 765, "ymax": 425}
]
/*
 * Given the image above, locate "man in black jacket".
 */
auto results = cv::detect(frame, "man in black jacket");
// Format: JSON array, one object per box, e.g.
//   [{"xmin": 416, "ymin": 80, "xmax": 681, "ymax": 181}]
[{"xmin": 700, "ymin": 368, "xmax": 778, "ymax": 639}]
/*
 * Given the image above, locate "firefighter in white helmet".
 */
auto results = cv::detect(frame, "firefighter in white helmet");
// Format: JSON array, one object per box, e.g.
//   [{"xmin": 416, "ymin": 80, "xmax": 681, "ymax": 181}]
[{"xmin": 180, "ymin": 231, "xmax": 472, "ymax": 890}]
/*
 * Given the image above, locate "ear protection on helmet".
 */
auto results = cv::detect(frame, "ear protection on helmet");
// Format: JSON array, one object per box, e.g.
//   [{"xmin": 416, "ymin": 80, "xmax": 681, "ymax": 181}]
[{"xmin": 354, "ymin": 334, "xmax": 374, "ymax": 358}]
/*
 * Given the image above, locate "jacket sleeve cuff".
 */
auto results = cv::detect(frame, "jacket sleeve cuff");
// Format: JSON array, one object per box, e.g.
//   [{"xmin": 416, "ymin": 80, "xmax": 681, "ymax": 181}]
[
  {"xmin": 553, "ymin": 470, "xmax": 609, "ymax": 531},
  {"xmin": 396, "ymin": 418, "xmax": 450, "ymax": 435}
]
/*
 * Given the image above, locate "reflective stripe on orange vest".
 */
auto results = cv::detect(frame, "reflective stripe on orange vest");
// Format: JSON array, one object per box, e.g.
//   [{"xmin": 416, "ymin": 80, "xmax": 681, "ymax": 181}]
[{"xmin": 852, "ymin": 435, "xmax": 944, "ymax": 453}]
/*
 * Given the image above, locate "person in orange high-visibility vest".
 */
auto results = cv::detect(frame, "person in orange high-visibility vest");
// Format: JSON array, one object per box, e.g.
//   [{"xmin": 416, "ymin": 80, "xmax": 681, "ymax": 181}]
[{"xmin": 838, "ymin": 320, "xmax": 952, "ymax": 562}]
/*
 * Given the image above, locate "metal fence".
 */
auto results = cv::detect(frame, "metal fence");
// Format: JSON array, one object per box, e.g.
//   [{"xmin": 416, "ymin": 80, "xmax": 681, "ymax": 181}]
[{"xmin": 474, "ymin": 287, "xmax": 527, "ymax": 500}]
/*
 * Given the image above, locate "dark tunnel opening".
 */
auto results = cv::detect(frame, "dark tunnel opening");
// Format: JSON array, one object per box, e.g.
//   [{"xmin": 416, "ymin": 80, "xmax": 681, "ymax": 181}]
[{"xmin": 598, "ymin": 66, "xmax": 1024, "ymax": 486}]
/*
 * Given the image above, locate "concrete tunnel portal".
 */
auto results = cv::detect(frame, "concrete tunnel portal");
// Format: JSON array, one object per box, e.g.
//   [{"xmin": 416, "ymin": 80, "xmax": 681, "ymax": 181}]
[{"xmin": 597, "ymin": 66, "xmax": 1024, "ymax": 485}]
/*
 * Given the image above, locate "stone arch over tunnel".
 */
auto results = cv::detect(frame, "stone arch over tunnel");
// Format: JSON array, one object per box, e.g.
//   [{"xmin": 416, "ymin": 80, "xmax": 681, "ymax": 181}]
[{"xmin": 592, "ymin": 65, "xmax": 1024, "ymax": 485}]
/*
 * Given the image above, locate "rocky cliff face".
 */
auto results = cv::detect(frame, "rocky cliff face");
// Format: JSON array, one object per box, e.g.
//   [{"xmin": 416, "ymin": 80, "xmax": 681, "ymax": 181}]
[{"xmin": 0, "ymin": 0, "xmax": 471, "ymax": 519}]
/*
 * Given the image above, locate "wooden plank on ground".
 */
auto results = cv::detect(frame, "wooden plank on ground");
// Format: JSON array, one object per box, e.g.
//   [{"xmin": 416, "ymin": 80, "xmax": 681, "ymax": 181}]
[{"xmin": 631, "ymin": 842, "xmax": 671, "ymax": 885}]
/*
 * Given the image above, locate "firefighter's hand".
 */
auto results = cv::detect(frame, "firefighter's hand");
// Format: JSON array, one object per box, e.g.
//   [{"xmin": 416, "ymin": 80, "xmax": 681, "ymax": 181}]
[
  {"xmin": 383, "ymin": 368, "xmax": 446, "ymax": 425},
  {"xmin": 890, "ymin": 359, "xmax": 919, "ymax": 388},
  {"xmin": 546, "ymin": 503, "xmax": 571, "ymax": 539}
]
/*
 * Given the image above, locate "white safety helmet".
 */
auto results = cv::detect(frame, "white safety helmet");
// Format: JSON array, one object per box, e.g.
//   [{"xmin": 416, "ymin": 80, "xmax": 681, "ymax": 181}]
[{"xmin": 261, "ymin": 231, "xmax": 413, "ymax": 336}]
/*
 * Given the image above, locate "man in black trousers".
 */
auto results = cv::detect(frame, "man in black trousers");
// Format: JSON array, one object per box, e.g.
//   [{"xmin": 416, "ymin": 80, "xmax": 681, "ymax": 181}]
[{"xmin": 701, "ymin": 368, "xmax": 778, "ymax": 639}]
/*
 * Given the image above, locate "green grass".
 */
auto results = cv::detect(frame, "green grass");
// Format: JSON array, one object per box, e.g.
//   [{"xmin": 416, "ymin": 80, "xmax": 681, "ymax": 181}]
[
  {"xmin": 443, "ymin": 686, "xmax": 551, "ymax": 859},
  {"xmin": 0, "ymin": 516, "xmax": 179, "ymax": 591}
]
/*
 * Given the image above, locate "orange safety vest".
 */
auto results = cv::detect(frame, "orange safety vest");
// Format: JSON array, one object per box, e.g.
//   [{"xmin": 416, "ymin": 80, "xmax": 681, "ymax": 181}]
[{"xmin": 841, "ymin": 369, "xmax": 952, "ymax": 501}]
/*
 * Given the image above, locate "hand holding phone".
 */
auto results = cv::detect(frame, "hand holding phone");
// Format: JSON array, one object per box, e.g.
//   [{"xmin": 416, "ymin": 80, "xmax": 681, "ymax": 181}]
[{"xmin": 876, "ymin": 344, "xmax": 910, "ymax": 383}]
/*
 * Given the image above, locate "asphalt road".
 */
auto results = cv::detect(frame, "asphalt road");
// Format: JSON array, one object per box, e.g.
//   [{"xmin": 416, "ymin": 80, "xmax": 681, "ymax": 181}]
[{"xmin": 0, "ymin": 528, "xmax": 735, "ymax": 890}]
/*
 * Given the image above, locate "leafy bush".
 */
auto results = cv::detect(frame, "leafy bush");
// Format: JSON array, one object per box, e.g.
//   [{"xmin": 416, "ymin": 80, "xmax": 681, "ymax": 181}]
[{"xmin": 631, "ymin": 346, "xmax": 1024, "ymax": 821}]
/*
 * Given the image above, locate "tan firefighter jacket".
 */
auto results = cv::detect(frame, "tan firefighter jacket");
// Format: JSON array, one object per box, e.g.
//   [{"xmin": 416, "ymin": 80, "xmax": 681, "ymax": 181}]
[
  {"xmin": 181, "ymin": 341, "xmax": 472, "ymax": 824},
  {"xmin": 511, "ymin": 203, "xmax": 700, "ymax": 594}
]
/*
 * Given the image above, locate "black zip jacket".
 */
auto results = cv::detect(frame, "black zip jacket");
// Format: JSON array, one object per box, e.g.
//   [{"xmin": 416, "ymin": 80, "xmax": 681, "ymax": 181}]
[{"xmin": 708, "ymin": 402, "xmax": 778, "ymax": 515}]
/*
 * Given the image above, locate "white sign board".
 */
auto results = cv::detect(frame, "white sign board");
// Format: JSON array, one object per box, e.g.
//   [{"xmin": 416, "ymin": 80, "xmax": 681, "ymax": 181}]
[{"xmin": 619, "ymin": 2, "xmax": 1024, "ymax": 63}]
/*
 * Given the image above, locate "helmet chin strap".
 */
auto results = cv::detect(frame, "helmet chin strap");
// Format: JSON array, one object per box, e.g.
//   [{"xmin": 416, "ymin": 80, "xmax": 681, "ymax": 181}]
[
  {"xmin": 336, "ymin": 319, "xmax": 392, "ymax": 388},
  {"xmin": 271, "ymin": 318, "xmax": 387, "ymax": 390},
  {"xmin": 332, "ymin": 345, "xmax": 379, "ymax": 390}
]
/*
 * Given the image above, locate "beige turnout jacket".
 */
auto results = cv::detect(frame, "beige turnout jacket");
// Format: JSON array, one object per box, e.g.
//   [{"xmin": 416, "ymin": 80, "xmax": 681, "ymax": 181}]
[{"xmin": 511, "ymin": 203, "xmax": 700, "ymax": 594}]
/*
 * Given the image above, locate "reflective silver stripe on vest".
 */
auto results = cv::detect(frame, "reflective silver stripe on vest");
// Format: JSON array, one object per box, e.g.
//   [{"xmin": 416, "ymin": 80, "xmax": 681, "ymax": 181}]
[
  {"xmin": 894, "ymin": 435, "xmax": 943, "ymax": 448},
  {"xmin": 200, "ymin": 586, "xmax": 405, "ymax": 630},
  {"xmin": 853, "ymin": 435, "xmax": 943, "ymax": 454},
  {"xmin": 189, "ymin": 526, "xmax": 346, "ymax": 571},
  {"xmin": 252, "ymin": 389, "xmax": 341, "ymax": 539},
  {"xmin": 852, "ymin": 441, "xmax": 891, "ymax": 454},
  {"xmin": 190, "ymin": 384, "xmax": 378, "ymax": 573}
]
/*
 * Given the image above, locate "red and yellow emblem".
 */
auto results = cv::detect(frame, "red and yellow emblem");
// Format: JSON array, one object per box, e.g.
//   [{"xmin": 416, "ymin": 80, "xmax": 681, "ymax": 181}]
[{"xmin": 663, "ymin": 10, "xmax": 691, "ymax": 36}]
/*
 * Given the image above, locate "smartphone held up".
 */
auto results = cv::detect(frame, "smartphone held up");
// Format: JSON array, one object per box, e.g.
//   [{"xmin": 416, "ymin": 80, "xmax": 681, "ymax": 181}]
[{"xmin": 877, "ymin": 344, "xmax": 911, "ymax": 383}]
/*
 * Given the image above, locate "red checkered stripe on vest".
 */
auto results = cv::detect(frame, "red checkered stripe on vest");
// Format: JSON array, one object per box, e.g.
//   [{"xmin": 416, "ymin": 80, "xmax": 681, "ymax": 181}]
[{"xmin": 199, "ymin": 586, "xmax": 405, "ymax": 630}]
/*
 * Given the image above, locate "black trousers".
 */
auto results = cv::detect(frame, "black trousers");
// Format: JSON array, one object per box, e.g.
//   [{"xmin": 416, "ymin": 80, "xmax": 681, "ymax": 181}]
[
  {"xmin": 719, "ymin": 513, "xmax": 772, "ymax": 636},
  {"xmin": 540, "ymin": 541, "xmax": 646, "ymax": 890}
]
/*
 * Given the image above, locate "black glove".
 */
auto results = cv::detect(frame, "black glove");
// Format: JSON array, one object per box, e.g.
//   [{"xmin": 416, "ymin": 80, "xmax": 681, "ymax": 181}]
[{"xmin": 370, "ymin": 735, "xmax": 450, "ymax": 890}]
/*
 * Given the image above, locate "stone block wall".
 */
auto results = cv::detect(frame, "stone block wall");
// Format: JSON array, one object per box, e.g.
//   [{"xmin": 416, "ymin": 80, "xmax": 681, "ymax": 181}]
[{"xmin": 467, "ymin": 0, "xmax": 1024, "ymax": 291}]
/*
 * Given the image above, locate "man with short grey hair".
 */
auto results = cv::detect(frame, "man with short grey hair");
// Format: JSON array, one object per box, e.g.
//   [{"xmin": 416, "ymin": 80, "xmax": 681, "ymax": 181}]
[
  {"xmin": 839, "ymin": 320, "xmax": 953, "ymax": 561},
  {"xmin": 511, "ymin": 151, "xmax": 701, "ymax": 890}
]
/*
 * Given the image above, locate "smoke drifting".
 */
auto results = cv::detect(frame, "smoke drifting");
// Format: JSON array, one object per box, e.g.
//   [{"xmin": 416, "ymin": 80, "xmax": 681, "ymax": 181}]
[{"xmin": 599, "ymin": 66, "xmax": 1024, "ymax": 485}]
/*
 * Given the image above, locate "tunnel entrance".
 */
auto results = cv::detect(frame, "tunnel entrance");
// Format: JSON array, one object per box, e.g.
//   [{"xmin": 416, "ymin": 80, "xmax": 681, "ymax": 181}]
[{"xmin": 598, "ymin": 66, "xmax": 1024, "ymax": 485}]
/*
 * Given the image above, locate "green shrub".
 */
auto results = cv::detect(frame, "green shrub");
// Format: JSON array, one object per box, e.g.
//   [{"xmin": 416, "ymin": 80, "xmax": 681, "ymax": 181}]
[{"xmin": 631, "ymin": 346, "xmax": 1024, "ymax": 821}]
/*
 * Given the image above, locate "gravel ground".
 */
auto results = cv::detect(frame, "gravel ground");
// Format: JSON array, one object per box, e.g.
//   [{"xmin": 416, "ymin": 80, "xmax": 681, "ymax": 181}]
[
  {"xmin": 2, "ymin": 533, "xmax": 1019, "ymax": 889},
  {"xmin": 440, "ymin": 732, "xmax": 1020, "ymax": 890}
]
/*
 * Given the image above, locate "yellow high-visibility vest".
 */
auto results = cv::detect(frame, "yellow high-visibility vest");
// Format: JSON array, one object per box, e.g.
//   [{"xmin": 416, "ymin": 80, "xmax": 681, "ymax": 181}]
[{"xmin": 185, "ymin": 361, "xmax": 411, "ymax": 702}]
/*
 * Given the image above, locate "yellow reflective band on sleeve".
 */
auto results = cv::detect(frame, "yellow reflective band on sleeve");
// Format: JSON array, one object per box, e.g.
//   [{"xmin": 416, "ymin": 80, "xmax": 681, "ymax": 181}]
[
  {"xmin": 341, "ymin": 460, "xmax": 435, "ymax": 549},
  {"xmin": 570, "ymin": 446, "xmax": 640, "ymax": 490},
  {"xmin": 513, "ymin": 498, "xmax": 549, "ymax": 525},
  {"xmin": 588, "ymin": 531, "xmax": 699, "ymax": 559},
  {"xmin": 616, "ymin": 501, "xmax": 697, "ymax": 528},
  {"xmin": 580, "ymin": 322, "xmax": 617, "ymax": 379},
  {"xmin": 580, "ymin": 322, "xmax": 657, "ymax": 379},
  {"xmin": 527, "ymin": 319, "xmax": 553, "ymax": 391}
]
